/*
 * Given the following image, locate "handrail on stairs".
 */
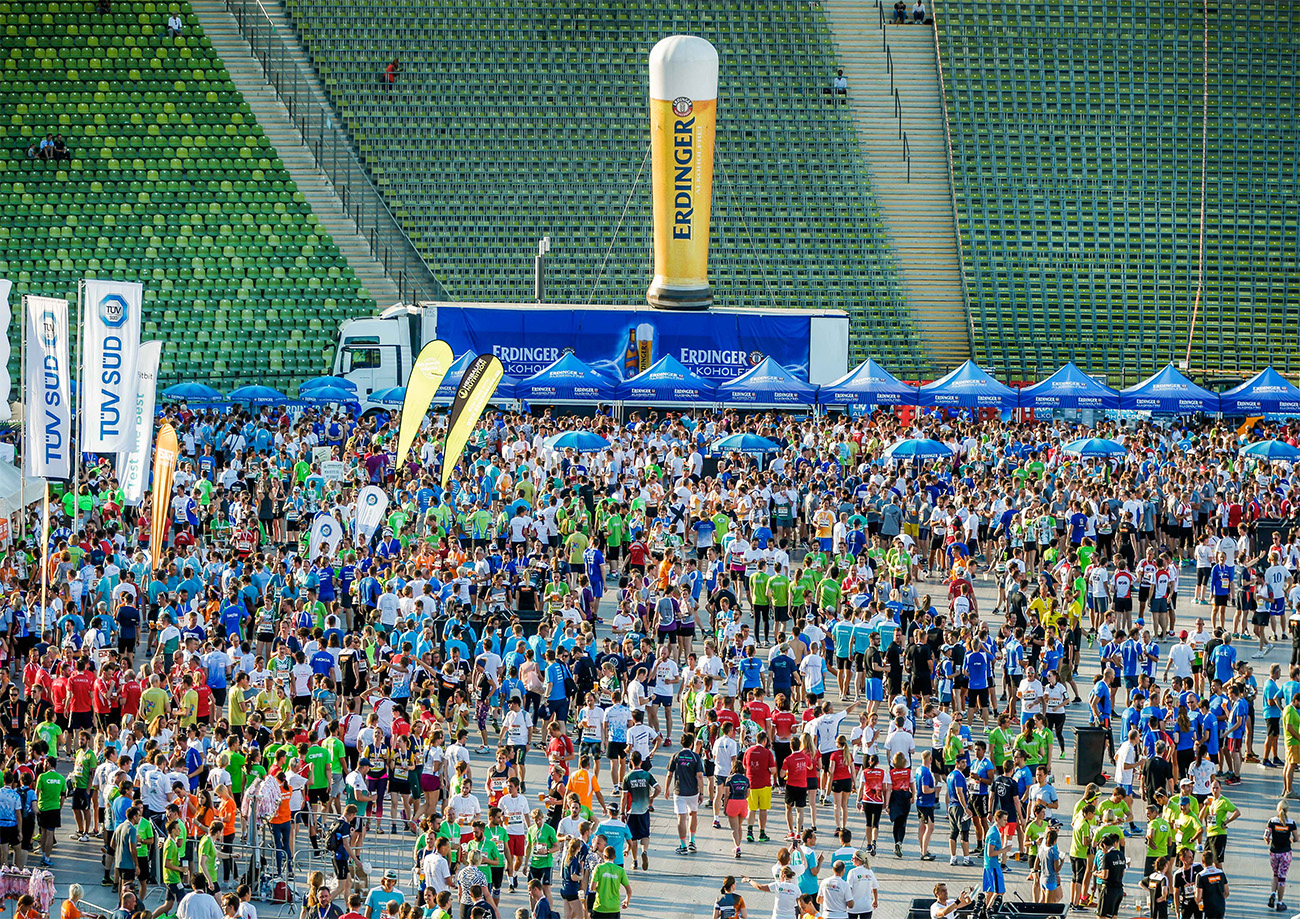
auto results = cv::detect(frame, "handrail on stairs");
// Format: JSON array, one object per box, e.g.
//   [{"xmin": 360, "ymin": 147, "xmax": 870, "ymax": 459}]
[
  {"xmin": 223, "ymin": 0, "xmax": 449, "ymax": 306},
  {"xmin": 902, "ymin": 132, "xmax": 911, "ymax": 184},
  {"xmin": 926, "ymin": 0, "xmax": 977, "ymax": 357}
]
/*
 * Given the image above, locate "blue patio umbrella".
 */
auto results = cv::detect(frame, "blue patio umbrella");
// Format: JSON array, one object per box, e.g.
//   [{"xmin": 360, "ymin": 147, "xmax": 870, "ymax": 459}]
[
  {"xmin": 1060, "ymin": 437, "xmax": 1127, "ymax": 458},
  {"xmin": 1239, "ymin": 440, "xmax": 1300, "ymax": 462},
  {"xmin": 162, "ymin": 382, "xmax": 222, "ymax": 402},
  {"xmin": 544, "ymin": 431, "xmax": 611, "ymax": 453},
  {"xmin": 300, "ymin": 376, "xmax": 357, "ymax": 393},
  {"xmin": 299, "ymin": 385, "xmax": 358, "ymax": 405},
  {"xmin": 227, "ymin": 385, "xmax": 287, "ymax": 405},
  {"xmin": 369, "ymin": 386, "xmax": 406, "ymax": 406},
  {"xmin": 711, "ymin": 433, "xmax": 781, "ymax": 453},
  {"xmin": 882, "ymin": 438, "xmax": 954, "ymax": 462}
]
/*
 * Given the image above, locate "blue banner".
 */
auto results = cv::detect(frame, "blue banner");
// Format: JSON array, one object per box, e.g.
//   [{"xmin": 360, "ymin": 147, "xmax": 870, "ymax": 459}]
[{"xmin": 435, "ymin": 306, "xmax": 811, "ymax": 382}]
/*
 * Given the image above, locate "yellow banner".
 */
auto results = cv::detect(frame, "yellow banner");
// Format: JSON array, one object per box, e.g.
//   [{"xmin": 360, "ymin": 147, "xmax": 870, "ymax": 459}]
[
  {"xmin": 648, "ymin": 96, "xmax": 716, "ymax": 307},
  {"xmin": 395, "ymin": 339, "xmax": 454, "ymax": 469},
  {"xmin": 441, "ymin": 355, "xmax": 503, "ymax": 489},
  {"xmin": 150, "ymin": 422, "xmax": 179, "ymax": 567}
]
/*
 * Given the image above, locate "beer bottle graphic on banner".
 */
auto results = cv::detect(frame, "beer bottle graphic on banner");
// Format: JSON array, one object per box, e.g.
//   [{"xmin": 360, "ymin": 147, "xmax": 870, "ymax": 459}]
[{"xmin": 623, "ymin": 329, "xmax": 640, "ymax": 377}]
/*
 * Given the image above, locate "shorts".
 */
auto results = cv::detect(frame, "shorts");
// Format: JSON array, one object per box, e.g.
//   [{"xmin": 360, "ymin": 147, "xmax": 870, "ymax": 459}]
[
  {"xmin": 970, "ymin": 795, "xmax": 988, "ymax": 819},
  {"xmin": 917, "ymin": 805, "xmax": 935, "ymax": 822},
  {"xmin": 1196, "ymin": 568, "xmax": 1210, "ymax": 586},
  {"xmin": 786, "ymin": 785, "xmax": 808, "ymax": 808},
  {"xmin": 1268, "ymin": 716, "xmax": 1281, "ymax": 738},
  {"xmin": 725, "ymin": 799, "xmax": 749, "ymax": 819},
  {"xmin": 673, "ymin": 794, "xmax": 700, "ymax": 815},
  {"xmin": 1114, "ymin": 597, "xmax": 1132, "ymax": 613},
  {"xmin": 968, "ymin": 687, "xmax": 990, "ymax": 708},
  {"xmin": 508, "ymin": 834, "xmax": 526, "ymax": 858},
  {"xmin": 70, "ymin": 710, "xmax": 93, "ymax": 731},
  {"xmin": 948, "ymin": 805, "xmax": 971, "ymax": 840},
  {"xmin": 864, "ymin": 679, "xmax": 883, "ymax": 702},
  {"xmin": 1100, "ymin": 886, "xmax": 1125, "ymax": 918},
  {"xmin": 72, "ymin": 788, "xmax": 91, "ymax": 810},
  {"xmin": 1150, "ymin": 597, "xmax": 1168, "ymax": 614},
  {"xmin": 627, "ymin": 812, "xmax": 650, "ymax": 841},
  {"xmin": 1222, "ymin": 737, "xmax": 1241, "ymax": 754},
  {"xmin": 831, "ymin": 778, "xmax": 853, "ymax": 794},
  {"xmin": 1254, "ymin": 610, "xmax": 1272, "ymax": 627},
  {"xmin": 527, "ymin": 866, "xmax": 553, "ymax": 886},
  {"xmin": 0, "ymin": 825, "xmax": 17, "ymax": 846},
  {"xmin": 37, "ymin": 810, "xmax": 60, "ymax": 830},
  {"xmin": 1071, "ymin": 855, "xmax": 1088, "ymax": 884},
  {"xmin": 334, "ymin": 856, "xmax": 349, "ymax": 881},
  {"xmin": 607, "ymin": 741, "xmax": 627, "ymax": 760},
  {"xmin": 747, "ymin": 786, "xmax": 772, "ymax": 811},
  {"xmin": 308, "ymin": 787, "xmax": 329, "ymax": 804}
]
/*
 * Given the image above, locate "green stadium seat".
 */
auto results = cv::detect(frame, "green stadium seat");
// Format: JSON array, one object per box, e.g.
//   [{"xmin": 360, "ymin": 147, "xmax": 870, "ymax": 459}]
[{"xmin": 0, "ymin": 0, "xmax": 373, "ymax": 388}]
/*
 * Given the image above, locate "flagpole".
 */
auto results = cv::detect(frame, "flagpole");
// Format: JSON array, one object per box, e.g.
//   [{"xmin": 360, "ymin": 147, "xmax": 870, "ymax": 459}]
[
  {"xmin": 72, "ymin": 280, "xmax": 84, "ymax": 540},
  {"xmin": 39, "ymin": 482, "xmax": 49, "ymax": 616}
]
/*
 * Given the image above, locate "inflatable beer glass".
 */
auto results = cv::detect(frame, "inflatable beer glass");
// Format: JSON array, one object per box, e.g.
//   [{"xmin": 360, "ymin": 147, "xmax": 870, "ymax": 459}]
[{"xmin": 647, "ymin": 35, "xmax": 718, "ymax": 311}]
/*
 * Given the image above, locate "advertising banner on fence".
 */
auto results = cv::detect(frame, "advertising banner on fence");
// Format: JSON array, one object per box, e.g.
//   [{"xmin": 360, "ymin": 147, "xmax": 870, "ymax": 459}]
[
  {"xmin": 117, "ymin": 340, "xmax": 163, "ymax": 506},
  {"xmin": 149, "ymin": 422, "xmax": 179, "ymax": 566},
  {"xmin": 81, "ymin": 279, "xmax": 143, "ymax": 453},
  {"xmin": 441, "ymin": 354, "xmax": 503, "ymax": 489},
  {"xmin": 23, "ymin": 296, "xmax": 72, "ymax": 479},
  {"xmin": 354, "ymin": 485, "xmax": 389, "ymax": 545},
  {"xmin": 436, "ymin": 306, "xmax": 812, "ymax": 382},
  {"xmin": 395, "ymin": 339, "xmax": 453, "ymax": 468}
]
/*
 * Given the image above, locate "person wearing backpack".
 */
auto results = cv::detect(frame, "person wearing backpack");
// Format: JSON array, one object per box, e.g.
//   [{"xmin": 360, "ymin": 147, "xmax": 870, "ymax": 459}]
[{"xmin": 329, "ymin": 805, "xmax": 362, "ymax": 897}]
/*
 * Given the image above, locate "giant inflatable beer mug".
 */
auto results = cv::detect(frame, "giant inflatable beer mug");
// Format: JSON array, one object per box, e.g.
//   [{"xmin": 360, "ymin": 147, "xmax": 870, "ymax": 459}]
[{"xmin": 647, "ymin": 35, "xmax": 718, "ymax": 311}]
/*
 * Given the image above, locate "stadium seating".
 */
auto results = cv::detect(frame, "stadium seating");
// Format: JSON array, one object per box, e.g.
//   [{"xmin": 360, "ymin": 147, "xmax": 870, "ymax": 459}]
[
  {"xmin": 0, "ymin": 0, "xmax": 373, "ymax": 388},
  {"xmin": 936, "ymin": 0, "xmax": 1300, "ymax": 384},
  {"xmin": 281, "ymin": 0, "xmax": 931, "ymax": 373}
]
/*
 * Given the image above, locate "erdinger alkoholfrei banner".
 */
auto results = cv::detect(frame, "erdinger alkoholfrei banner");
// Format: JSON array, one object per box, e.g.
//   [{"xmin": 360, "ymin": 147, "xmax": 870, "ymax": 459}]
[
  {"xmin": 23, "ymin": 296, "xmax": 72, "ymax": 479},
  {"xmin": 354, "ymin": 485, "xmax": 389, "ymax": 546},
  {"xmin": 81, "ymin": 279, "xmax": 142, "ymax": 453},
  {"xmin": 647, "ymin": 35, "xmax": 718, "ymax": 311},
  {"xmin": 441, "ymin": 354, "xmax": 503, "ymax": 489},
  {"xmin": 149, "ymin": 421, "xmax": 179, "ymax": 566},
  {"xmin": 117, "ymin": 340, "xmax": 163, "ymax": 506},
  {"xmin": 395, "ymin": 339, "xmax": 454, "ymax": 469}
]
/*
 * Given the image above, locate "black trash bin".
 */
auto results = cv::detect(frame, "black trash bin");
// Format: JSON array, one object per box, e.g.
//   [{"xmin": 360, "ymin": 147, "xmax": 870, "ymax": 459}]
[{"xmin": 1074, "ymin": 726, "xmax": 1109, "ymax": 787}]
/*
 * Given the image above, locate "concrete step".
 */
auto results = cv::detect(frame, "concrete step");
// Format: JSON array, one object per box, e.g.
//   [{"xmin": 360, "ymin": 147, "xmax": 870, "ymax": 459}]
[
  {"xmin": 190, "ymin": 0, "xmax": 403, "ymax": 308},
  {"xmin": 823, "ymin": 0, "xmax": 971, "ymax": 361}
]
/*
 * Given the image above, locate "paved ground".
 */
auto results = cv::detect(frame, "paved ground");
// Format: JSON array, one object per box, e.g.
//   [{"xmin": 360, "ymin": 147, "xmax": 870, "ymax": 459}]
[{"xmin": 50, "ymin": 568, "xmax": 1281, "ymax": 919}]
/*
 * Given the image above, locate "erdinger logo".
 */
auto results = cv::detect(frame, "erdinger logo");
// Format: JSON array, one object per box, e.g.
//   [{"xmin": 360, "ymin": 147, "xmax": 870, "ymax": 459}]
[
  {"xmin": 99, "ymin": 294, "xmax": 128, "ymax": 328},
  {"xmin": 40, "ymin": 311, "xmax": 58, "ymax": 349},
  {"xmin": 747, "ymin": 350, "xmax": 763, "ymax": 366},
  {"xmin": 672, "ymin": 96, "xmax": 693, "ymax": 117}
]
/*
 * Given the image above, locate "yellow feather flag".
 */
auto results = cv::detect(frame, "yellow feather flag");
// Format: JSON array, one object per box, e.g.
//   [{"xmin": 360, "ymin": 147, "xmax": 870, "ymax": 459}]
[
  {"xmin": 441, "ymin": 354, "xmax": 504, "ymax": 489},
  {"xmin": 395, "ymin": 339, "xmax": 454, "ymax": 469},
  {"xmin": 149, "ymin": 422, "xmax": 179, "ymax": 567}
]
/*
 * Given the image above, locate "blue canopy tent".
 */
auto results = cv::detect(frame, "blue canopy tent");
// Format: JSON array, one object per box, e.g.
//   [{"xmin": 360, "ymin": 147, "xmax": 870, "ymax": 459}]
[
  {"xmin": 817, "ymin": 358, "xmax": 918, "ymax": 408},
  {"xmin": 614, "ymin": 355, "xmax": 716, "ymax": 403},
  {"xmin": 162, "ymin": 382, "xmax": 223, "ymax": 402},
  {"xmin": 1060, "ymin": 437, "xmax": 1127, "ymax": 458},
  {"xmin": 1219, "ymin": 367, "xmax": 1300, "ymax": 415},
  {"xmin": 227, "ymin": 385, "xmax": 287, "ymax": 406},
  {"xmin": 299, "ymin": 385, "xmax": 359, "ymax": 406},
  {"xmin": 918, "ymin": 360, "xmax": 1018, "ymax": 408},
  {"xmin": 711, "ymin": 433, "xmax": 782, "ymax": 454},
  {"xmin": 1018, "ymin": 362, "xmax": 1120, "ymax": 410},
  {"xmin": 300, "ymin": 376, "xmax": 357, "ymax": 393},
  {"xmin": 1239, "ymin": 440, "xmax": 1300, "ymax": 462},
  {"xmin": 1119, "ymin": 363, "xmax": 1219, "ymax": 413},
  {"xmin": 544, "ymin": 431, "xmax": 611, "ymax": 453},
  {"xmin": 512, "ymin": 352, "xmax": 615, "ymax": 402},
  {"xmin": 714, "ymin": 357, "xmax": 816, "ymax": 407}
]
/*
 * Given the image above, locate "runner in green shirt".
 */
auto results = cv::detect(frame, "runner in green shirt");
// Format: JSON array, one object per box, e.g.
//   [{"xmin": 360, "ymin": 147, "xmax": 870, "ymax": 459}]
[
  {"xmin": 816, "ymin": 574, "xmax": 842, "ymax": 613},
  {"xmin": 525, "ymin": 813, "xmax": 557, "ymax": 869},
  {"xmin": 768, "ymin": 570, "xmax": 790, "ymax": 613},
  {"xmin": 1143, "ymin": 803, "xmax": 1172, "ymax": 874},
  {"xmin": 749, "ymin": 569, "xmax": 770, "ymax": 609},
  {"xmin": 589, "ymin": 851, "xmax": 631, "ymax": 914}
]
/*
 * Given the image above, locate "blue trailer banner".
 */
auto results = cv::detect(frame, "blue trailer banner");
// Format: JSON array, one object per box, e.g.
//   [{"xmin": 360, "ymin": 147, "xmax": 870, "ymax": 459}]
[{"xmin": 435, "ymin": 306, "xmax": 811, "ymax": 382}]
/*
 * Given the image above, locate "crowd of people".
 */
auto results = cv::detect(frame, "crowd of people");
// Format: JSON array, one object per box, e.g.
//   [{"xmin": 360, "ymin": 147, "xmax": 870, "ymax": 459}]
[{"xmin": 4, "ymin": 401, "xmax": 1294, "ymax": 919}]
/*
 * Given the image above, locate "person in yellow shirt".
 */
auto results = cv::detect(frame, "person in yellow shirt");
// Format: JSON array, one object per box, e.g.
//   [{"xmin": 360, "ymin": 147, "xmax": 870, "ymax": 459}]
[
  {"xmin": 229, "ymin": 672, "xmax": 251, "ymax": 728},
  {"xmin": 566, "ymin": 755, "xmax": 607, "ymax": 820},
  {"xmin": 813, "ymin": 502, "xmax": 836, "ymax": 553},
  {"xmin": 177, "ymin": 674, "xmax": 199, "ymax": 729}
]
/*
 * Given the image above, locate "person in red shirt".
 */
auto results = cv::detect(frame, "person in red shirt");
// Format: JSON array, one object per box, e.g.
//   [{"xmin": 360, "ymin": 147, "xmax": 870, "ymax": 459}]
[
  {"xmin": 858, "ymin": 753, "xmax": 886, "ymax": 855},
  {"xmin": 743, "ymin": 733, "xmax": 776, "ymax": 842},
  {"xmin": 744, "ymin": 688, "xmax": 771, "ymax": 735},
  {"xmin": 545, "ymin": 721, "xmax": 574, "ymax": 778},
  {"xmin": 120, "ymin": 674, "xmax": 142, "ymax": 723},
  {"xmin": 827, "ymin": 735, "xmax": 856, "ymax": 832},
  {"xmin": 715, "ymin": 696, "xmax": 740, "ymax": 734},
  {"xmin": 50, "ymin": 663, "xmax": 71, "ymax": 728},
  {"xmin": 21, "ymin": 651, "xmax": 51, "ymax": 699},
  {"xmin": 65, "ymin": 660, "xmax": 96, "ymax": 732},
  {"xmin": 779, "ymin": 734, "xmax": 812, "ymax": 840},
  {"xmin": 91, "ymin": 668, "xmax": 115, "ymax": 729},
  {"xmin": 770, "ymin": 706, "xmax": 797, "ymax": 779}
]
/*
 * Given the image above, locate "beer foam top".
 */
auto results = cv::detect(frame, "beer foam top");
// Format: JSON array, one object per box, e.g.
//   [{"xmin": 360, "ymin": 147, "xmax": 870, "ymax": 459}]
[{"xmin": 649, "ymin": 35, "xmax": 719, "ymax": 101}]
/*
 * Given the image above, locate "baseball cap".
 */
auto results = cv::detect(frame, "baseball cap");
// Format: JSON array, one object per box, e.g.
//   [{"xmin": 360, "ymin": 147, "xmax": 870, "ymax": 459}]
[
  {"xmin": 1179, "ymin": 630, "xmax": 1188, "ymax": 639},
  {"xmin": 383, "ymin": 870, "xmax": 398, "ymax": 880}
]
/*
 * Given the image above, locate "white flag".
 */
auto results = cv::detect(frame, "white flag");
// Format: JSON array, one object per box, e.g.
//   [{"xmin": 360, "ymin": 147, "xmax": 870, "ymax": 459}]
[
  {"xmin": 81, "ymin": 279, "xmax": 142, "ymax": 453},
  {"xmin": 309, "ymin": 512, "xmax": 344, "ymax": 560},
  {"xmin": 354, "ymin": 485, "xmax": 389, "ymax": 545},
  {"xmin": 0, "ymin": 279, "xmax": 12, "ymax": 421},
  {"xmin": 116, "ymin": 340, "xmax": 163, "ymax": 506},
  {"xmin": 23, "ymin": 296, "xmax": 72, "ymax": 479}
]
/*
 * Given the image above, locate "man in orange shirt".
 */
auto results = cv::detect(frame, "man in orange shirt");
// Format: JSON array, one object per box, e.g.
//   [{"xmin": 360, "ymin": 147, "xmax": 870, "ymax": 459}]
[
  {"xmin": 566, "ymin": 755, "xmax": 607, "ymax": 819},
  {"xmin": 268, "ymin": 757, "xmax": 293, "ymax": 875}
]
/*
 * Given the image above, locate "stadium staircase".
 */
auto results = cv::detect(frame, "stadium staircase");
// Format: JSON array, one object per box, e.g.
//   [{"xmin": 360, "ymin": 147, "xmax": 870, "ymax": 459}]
[
  {"xmin": 0, "ymin": 0, "xmax": 374, "ymax": 388},
  {"xmin": 189, "ymin": 0, "xmax": 403, "ymax": 309},
  {"xmin": 821, "ymin": 0, "xmax": 971, "ymax": 372}
]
